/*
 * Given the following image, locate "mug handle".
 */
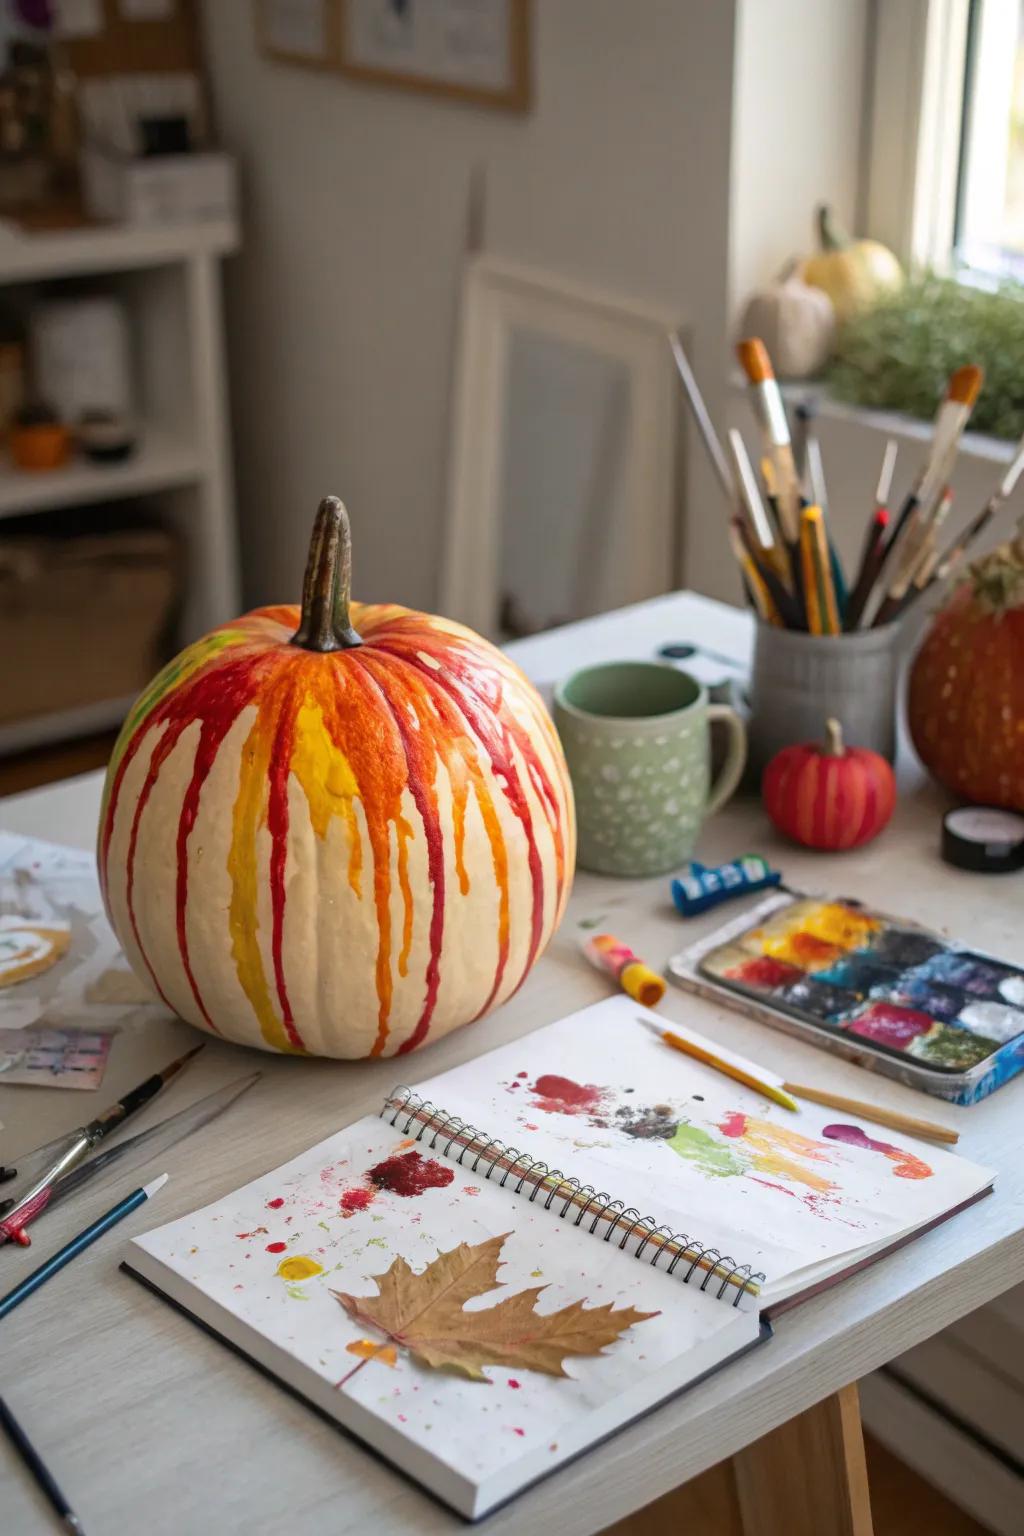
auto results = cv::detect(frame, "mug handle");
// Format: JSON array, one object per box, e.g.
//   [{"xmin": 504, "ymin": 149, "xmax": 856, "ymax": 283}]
[{"xmin": 705, "ymin": 704, "xmax": 748, "ymax": 816}]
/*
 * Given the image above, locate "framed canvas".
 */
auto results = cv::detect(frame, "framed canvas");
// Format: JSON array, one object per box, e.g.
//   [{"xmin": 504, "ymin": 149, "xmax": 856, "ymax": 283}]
[
  {"xmin": 338, "ymin": 0, "xmax": 530, "ymax": 111},
  {"xmin": 442, "ymin": 255, "xmax": 683, "ymax": 639},
  {"xmin": 256, "ymin": 0, "xmax": 342, "ymax": 69}
]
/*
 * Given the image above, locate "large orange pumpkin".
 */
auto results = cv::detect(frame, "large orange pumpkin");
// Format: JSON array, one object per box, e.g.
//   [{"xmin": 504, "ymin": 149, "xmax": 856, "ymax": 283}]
[
  {"xmin": 98, "ymin": 499, "xmax": 575, "ymax": 1058},
  {"xmin": 908, "ymin": 535, "xmax": 1024, "ymax": 810}
]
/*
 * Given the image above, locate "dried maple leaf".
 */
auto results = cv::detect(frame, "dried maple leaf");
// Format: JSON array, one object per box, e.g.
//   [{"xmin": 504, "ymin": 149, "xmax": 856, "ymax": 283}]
[{"xmin": 332, "ymin": 1232, "xmax": 656, "ymax": 1383}]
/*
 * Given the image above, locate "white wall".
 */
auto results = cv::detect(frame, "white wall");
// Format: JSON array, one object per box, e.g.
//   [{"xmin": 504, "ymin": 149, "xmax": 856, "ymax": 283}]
[{"xmin": 201, "ymin": 0, "xmax": 737, "ymax": 613}]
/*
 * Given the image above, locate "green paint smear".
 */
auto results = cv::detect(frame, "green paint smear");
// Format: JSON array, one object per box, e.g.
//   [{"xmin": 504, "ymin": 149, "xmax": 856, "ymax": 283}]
[
  {"xmin": 667, "ymin": 1122, "xmax": 748, "ymax": 1178},
  {"xmin": 366, "ymin": 1236, "xmax": 388, "ymax": 1249},
  {"xmin": 286, "ymin": 1285, "xmax": 308, "ymax": 1301}
]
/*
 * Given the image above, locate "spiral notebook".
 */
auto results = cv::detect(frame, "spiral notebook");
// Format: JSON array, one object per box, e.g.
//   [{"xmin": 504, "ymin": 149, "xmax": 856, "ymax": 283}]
[{"xmin": 126, "ymin": 997, "xmax": 993, "ymax": 1519}]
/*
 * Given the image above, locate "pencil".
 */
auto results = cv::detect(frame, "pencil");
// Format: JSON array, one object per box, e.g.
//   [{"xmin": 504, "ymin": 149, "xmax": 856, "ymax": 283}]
[
  {"xmin": 0, "ymin": 1395, "xmax": 85, "ymax": 1534},
  {"xmin": 800, "ymin": 504, "xmax": 840, "ymax": 635}
]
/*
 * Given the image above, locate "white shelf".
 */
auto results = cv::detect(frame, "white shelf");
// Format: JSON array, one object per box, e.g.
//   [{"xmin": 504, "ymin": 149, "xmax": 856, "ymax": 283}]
[
  {"xmin": 0, "ymin": 692, "xmax": 133, "ymax": 756},
  {"xmin": 0, "ymin": 216, "xmax": 238, "ymax": 283},
  {"xmin": 729, "ymin": 371, "xmax": 1017, "ymax": 465},
  {"xmin": 0, "ymin": 429, "xmax": 203, "ymax": 518}
]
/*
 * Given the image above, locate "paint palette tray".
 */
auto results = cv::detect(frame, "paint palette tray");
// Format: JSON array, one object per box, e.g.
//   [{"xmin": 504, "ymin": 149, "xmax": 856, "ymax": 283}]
[{"xmin": 669, "ymin": 891, "xmax": 1024, "ymax": 1105}]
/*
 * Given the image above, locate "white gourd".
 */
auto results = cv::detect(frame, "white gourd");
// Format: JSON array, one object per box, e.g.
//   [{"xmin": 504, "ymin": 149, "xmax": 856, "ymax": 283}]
[{"xmin": 739, "ymin": 266, "xmax": 836, "ymax": 380}]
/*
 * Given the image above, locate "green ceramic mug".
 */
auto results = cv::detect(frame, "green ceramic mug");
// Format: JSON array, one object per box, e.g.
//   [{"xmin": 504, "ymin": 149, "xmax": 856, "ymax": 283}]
[{"xmin": 553, "ymin": 661, "xmax": 747, "ymax": 877}]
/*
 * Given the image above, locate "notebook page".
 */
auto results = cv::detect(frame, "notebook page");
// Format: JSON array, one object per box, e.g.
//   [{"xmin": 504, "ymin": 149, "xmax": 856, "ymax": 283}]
[
  {"xmin": 413, "ymin": 997, "xmax": 993, "ymax": 1295},
  {"xmin": 129, "ymin": 1113, "xmax": 759, "ymax": 1517}
]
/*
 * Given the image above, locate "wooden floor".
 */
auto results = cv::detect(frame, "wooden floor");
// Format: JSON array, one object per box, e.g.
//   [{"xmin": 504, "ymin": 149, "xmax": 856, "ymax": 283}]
[{"xmin": 602, "ymin": 1434, "xmax": 993, "ymax": 1536}]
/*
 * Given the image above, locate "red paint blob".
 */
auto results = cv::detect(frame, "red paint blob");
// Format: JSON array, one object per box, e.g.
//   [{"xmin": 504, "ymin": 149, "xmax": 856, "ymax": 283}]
[
  {"xmin": 340, "ymin": 1187, "xmax": 375, "ymax": 1216},
  {"xmin": 847, "ymin": 1003, "xmax": 933, "ymax": 1050},
  {"xmin": 516, "ymin": 1071, "xmax": 528, "ymax": 1078},
  {"xmin": 529, "ymin": 1073, "xmax": 606, "ymax": 1117},
  {"xmin": 724, "ymin": 956, "xmax": 803, "ymax": 988},
  {"xmin": 266, "ymin": 1241, "xmax": 287, "ymax": 1254},
  {"xmin": 367, "ymin": 1150, "xmax": 454, "ymax": 1197},
  {"xmin": 508, "ymin": 1379, "xmax": 521, "ymax": 1389},
  {"xmin": 717, "ymin": 1111, "xmax": 748, "ymax": 1139},
  {"xmin": 266, "ymin": 1197, "xmax": 285, "ymax": 1209}
]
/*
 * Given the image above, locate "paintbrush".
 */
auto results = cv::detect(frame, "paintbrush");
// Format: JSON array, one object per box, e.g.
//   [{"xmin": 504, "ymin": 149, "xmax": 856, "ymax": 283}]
[
  {"xmin": 733, "ymin": 516, "xmax": 803, "ymax": 628},
  {"xmin": 886, "ymin": 366, "xmax": 984, "ymax": 557},
  {"xmin": 736, "ymin": 338, "xmax": 802, "ymax": 544},
  {"xmin": 0, "ymin": 1044, "xmax": 203, "ymax": 1246},
  {"xmin": 845, "ymin": 439, "xmax": 899, "ymax": 630},
  {"xmin": 873, "ymin": 488, "xmax": 955, "ymax": 628},
  {"xmin": 726, "ymin": 428, "xmax": 793, "ymax": 593},
  {"xmin": 669, "ymin": 331, "xmax": 733, "ymax": 501},
  {"xmin": 637, "ymin": 1019, "xmax": 959, "ymax": 1143},
  {"xmin": 728, "ymin": 518, "xmax": 782, "ymax": 625},
  {"xmin": 929, "ymin": 429, "xmax": 1024, "ymax": 585}
]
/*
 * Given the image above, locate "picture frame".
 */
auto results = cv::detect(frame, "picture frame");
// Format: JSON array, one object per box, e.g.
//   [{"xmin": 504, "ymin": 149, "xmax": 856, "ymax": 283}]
[
  {"xmin": 337, "ymin": 0, "xmax": 530, "ymax": 112},
  {"xmin": 442, "ymin": 255, "xmax": 683, "ymax": 639},
  {"xmin": 255, "ymin": 0, "xmax": 343, "ymax": 70}
]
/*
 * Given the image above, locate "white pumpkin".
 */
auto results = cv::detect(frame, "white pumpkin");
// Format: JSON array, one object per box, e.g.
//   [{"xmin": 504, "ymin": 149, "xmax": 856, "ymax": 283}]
[
  {"xmin": 738, "ymin": 265, "xmax": 836, "ymax": 380},
  {"xmin": 98, "ymin": 498, "xmax": 575, "ymax": 1059}
]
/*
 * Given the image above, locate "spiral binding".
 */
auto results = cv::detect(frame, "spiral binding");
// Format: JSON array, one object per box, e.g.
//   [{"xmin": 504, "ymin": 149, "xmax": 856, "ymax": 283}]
[{"xmin": 380, "ymin": 1087, "xmax": 764, "ymax": 1307}]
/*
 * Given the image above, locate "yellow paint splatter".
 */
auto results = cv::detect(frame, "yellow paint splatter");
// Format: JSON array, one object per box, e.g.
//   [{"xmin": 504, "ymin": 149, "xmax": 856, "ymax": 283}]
[{"xmin": 275, "ymin": 1255, "xmax": 324, "ymax": 1282}]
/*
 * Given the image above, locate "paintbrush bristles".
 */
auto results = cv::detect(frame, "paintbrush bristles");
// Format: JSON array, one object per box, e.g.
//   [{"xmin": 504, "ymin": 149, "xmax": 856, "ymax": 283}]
[
  {"xmin": 736, "ymin": 337, "xmax": 774, "ymax": 384},
  {"xmin": 948, "ymin": 364, "xmax": 983, "ymax": 406}
]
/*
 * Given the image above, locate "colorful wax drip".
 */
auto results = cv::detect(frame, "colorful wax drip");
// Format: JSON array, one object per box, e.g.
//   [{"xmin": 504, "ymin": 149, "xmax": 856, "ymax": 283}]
[{"xmin": 98, "ymin": 576, "xmax": 572, "ymax": 1059}]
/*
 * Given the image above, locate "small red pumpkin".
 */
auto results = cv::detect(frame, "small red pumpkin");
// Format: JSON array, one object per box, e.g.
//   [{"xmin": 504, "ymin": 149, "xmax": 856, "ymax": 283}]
[
  {"xmin": 908, "ymin": 535, "xmax": 1024, "ymax": 810},
  {"xmin": 762, "ymin": 718, "xmax": 896, "ymax": 850}
]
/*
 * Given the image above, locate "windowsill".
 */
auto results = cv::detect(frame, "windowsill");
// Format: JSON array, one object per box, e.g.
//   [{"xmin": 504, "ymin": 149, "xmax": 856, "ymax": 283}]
[{"xmin": 728, "ymin": 371, "xmax": 1016, "ymax": 465}]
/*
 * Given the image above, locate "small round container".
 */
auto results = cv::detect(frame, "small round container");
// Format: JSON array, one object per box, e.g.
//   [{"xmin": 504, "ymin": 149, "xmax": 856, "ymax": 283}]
[
  {"xmin": 747, "ymin": 620, "xmax": 902, "ymax": 776},
  {"xmin": 10, "ymin": 420, "xmax": 71, "ymax": 471}
]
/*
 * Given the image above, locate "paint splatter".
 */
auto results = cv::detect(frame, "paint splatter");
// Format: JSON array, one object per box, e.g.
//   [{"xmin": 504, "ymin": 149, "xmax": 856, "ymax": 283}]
[
  {"xmin": 822, "ymin": 1123, "xmax": 932, "ymax": 1180},
  {"xmin": 667, "ymin": 1122, "xmax": 747, "ymax": 1178},
  {"xmin": 235, "ymin": 1226, "xmax": 268, "ymax": 1239},
  {"xmin": 508, "ymin": 1379, "xmax": 521, "ymax": 1389},
  {"xmin": 266, "ymin": 1241, "xmax": 287, "ymax": 1254},
  {"xmin": 368, "ymin": 1150, "xmax": 454, "ymax": 1197},
  {"xmin": 266, "ymin": 1197, "xmax": 285, "ymax": 1209},
  {"xmin": 340, "ymin": 1187, "xmax": 375, "ymax": 1217},
  {"xmin": 613, "ymin": 1103, "xmax": 678, "ymax": 1141},
  {"xmin": 718, "ymin": 1112, "xmax": 837, "ymax": 1193},
  {"xmin": 529, "ymin": 1074, "xmax": 607, "ymax": 1117},
  {"xmin": 463, "ymin": 1185, "xmax": 480, "ymax": 1196},
  {"xmin": 276, "ymin": 1254, "xmax": 324, "ymax": 1282}
]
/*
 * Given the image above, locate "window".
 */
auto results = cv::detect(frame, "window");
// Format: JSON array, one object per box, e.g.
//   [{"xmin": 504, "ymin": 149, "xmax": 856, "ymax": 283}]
[
  {"xmin": 956, "ymin": 0, "xmax": 1024, "ymax": 277},
  {"xmin": 865, "ymin": 0, "xmax": 1024, "ymax": 282}
]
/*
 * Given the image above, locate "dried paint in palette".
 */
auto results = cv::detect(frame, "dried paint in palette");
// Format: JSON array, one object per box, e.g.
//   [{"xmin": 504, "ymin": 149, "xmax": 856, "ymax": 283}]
[{"xmin": 693, "ymin": 893, "xmax": 1024, "ymax": 1097}]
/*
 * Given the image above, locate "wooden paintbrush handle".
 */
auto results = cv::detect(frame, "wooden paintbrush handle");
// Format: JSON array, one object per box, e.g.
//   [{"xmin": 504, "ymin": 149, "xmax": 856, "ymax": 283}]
[{"xmin": 783, "ymin": 1083, "xmax": 959, "ymax": 1144}]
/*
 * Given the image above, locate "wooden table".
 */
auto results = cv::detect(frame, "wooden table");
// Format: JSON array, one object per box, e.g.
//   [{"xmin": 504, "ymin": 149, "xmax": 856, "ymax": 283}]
[{"xmin": 2, "ymin": 593, "xmax": 1021, "ymax": 1536}]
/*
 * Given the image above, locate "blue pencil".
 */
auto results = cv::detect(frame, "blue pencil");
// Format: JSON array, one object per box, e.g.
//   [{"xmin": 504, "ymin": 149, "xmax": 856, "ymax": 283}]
[{"xmin": 0, "ymin": 1175, "xmax": 168, "ymax": 1321}]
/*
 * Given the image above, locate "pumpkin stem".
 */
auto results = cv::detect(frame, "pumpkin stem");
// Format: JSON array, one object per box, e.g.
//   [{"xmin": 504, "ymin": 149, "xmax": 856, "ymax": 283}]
[
  {"xmin": 823, "ymin": 717, "xmax": 846, "ymax": 757},
  {"xmin": 816, "ymin": 204, "xmax": 850, "ymax": 253},
  {"xmin": 291, "ymin": 496, "xmax": 364, "ymax": 653}
]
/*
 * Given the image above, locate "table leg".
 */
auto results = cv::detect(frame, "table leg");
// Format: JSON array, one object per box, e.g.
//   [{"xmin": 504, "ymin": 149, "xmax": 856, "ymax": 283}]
[{"xmin": 731, "ymin": 1382, "xmax": 874, "ymax": 1536}]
